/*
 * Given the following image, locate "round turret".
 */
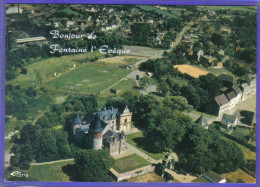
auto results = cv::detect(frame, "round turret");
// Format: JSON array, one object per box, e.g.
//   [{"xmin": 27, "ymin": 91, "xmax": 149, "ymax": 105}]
[{"xmin": 92, "ymin": 114, "xmax": 103, "ymax": 150}]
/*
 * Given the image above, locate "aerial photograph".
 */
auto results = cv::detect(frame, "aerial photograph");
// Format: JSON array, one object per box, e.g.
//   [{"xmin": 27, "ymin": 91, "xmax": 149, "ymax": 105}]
[{"xmin": 4, "ymin": 4, "xmax": 257, "ymax": 183}]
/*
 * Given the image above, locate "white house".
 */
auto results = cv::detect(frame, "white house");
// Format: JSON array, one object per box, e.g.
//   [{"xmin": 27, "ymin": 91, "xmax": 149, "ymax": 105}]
[{"xmin": 222, "ymin": 113, "xmax": 238, "ymax": 128}]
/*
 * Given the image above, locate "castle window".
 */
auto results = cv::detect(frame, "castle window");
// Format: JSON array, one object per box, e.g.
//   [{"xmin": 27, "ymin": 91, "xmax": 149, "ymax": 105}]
[{"xmin": 124, "ymin": 119, "xmax": 127, "ymax": 123}]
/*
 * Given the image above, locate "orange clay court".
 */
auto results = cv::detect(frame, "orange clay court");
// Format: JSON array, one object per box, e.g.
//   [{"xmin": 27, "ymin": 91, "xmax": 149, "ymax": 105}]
[{"xmin": 174, "ymin": 64, "xmax": 209, "ymax": 78}]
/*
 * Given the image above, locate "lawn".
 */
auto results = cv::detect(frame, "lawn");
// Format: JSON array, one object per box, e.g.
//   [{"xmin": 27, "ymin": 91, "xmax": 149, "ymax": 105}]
[
  {"xmin": 101, "ymin": 78, "xmax": 137, "ymax": 97},
  {"xmin": 126, "ymin": 132, "xmax": 165, "ymax": 160},
  {"xmin": 197, "ymin": 6, "xmax": 256, "ymax": 13},
  {"xmin": 137, "ymin": 5, "xmax": 177, "ymax": 18},
  {"xmin": 195, "ymin": 65, "xmax": 235, "ymax": 77},
  {"xmin": 26, "ymin": 160, "xmax": 74, "ymax": 181},
  {"xmin": 10, "ymin": 51, "xmax": 105, "ymax": 85},
  {"xmin": 221, "ymin": 169, "xmax": 256, "ymax": 183},
  {"xmin": 113, "ymin": 154, "xmax": 150, "ymax": 174},
  {"xmin": 111, "ymin": 78, "xmax": 137, "ymax": 92},
  {"xmin": 231, "ymin": 127, "xmax": 255, "ymax": 146},
  {"xmin": 46, "ymin": 63, "xmax": 131, "ymax": 94}
]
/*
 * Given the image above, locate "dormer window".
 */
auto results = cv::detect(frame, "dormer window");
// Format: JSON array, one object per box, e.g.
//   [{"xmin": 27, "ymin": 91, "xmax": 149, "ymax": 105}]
[{"xmin": 103, "ymin": 115, "xmax": 107, "ymax": 120}]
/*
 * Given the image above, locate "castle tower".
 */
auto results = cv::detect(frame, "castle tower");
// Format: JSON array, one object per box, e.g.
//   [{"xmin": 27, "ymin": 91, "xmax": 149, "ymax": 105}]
[
  {"xmin": 92, "ymin": 114, "xmax": 103, "ymax": 150},
  {"xmin": 72, "ymin": 113, "xmax": 82, "ymax": 135},
  {"xmin": 118, "ymin": 105, "xmax": 132, "ymax": 131}
]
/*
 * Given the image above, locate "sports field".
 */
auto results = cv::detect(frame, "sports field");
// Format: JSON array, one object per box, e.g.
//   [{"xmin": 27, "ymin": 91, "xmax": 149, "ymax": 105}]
[
  {"xmin": 10, "ymin": 52, "xmax": 105, "ymax": 85},
  {"xmin": 174, "ymin": 64, "xmax": 209, "ymax": 78},
  {"xmin": 46, "ymin": 63, "xmax": 131, "ymax": 94}
]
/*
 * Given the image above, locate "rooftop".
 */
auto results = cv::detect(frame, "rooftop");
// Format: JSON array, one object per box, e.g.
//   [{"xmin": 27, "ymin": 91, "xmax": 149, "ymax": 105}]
[{"xmin": 215, "ymin": 94, "xmax": 229, "ymax": 107}]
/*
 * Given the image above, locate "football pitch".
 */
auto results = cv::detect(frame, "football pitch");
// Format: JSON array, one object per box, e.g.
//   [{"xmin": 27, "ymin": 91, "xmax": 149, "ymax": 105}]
[{"xmin": 46, "ymin": 63, "xmax": 131, "ymax": 94}]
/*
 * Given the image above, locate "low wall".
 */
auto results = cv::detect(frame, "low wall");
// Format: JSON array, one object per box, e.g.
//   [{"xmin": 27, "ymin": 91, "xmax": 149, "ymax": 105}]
[{"xmin": 110, "ymin": 165, "xmax": 155, "ymax": 182}]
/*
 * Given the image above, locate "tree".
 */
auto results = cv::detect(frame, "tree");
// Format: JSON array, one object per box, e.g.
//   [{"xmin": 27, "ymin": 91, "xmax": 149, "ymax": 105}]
[
  {"xmin": 74, "ymin": 149, "xmax": 115, "ymax": 182},
  {"xmin": 157, "ymin": 81, "xmax": 169, "ymax": 96},
  {"xmin": 163, "ymin": 96, "xmax": 191, "ymax": 111},
  {"xmin": 36, "ymin": 115, "xmax": 51, "ymax": 128},
  {"xmin": 21, "ymin": 68, "xmax": 27, "ymax": 74}
]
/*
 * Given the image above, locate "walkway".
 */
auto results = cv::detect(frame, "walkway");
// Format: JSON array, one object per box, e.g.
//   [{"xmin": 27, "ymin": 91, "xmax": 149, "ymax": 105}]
[{"xmin": 165, "ymin": 169, "xmax": 197, "ymax": 183}]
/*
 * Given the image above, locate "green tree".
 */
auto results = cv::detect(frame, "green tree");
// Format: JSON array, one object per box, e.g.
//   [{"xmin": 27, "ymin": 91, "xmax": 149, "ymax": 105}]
[
  {"xmin": 74, "ymin": 149, "xmax": 115, "ymax": 182},
  {"xmin": 163, "ymin": 96, "xmax": 192, "ymax": 111}
]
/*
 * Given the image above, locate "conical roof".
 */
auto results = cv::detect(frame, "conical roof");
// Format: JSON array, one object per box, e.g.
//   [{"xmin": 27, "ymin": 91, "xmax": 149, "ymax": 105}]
[
  {"xmin": 92, "ymin": 113, "xmax": 103, "ymax": 133},
  {"xmin": 74, "ymin": 113, "xmax": 82, "ymax": 125},
  {"xmin": 195, "ymin": 115, "xmax": 208, "ymax": 128}
]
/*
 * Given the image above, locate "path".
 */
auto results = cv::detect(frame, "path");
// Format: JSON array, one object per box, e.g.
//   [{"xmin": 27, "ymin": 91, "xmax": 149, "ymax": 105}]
[
  {"xmin": 30, "ymin": 158, "xmax": 74, "ymax": 166},
  {"xmin": 165, "ymin": 169, "xmax": 197, "ymax": 183},
  {"xmin": 4, "ymin": 148, "xmax": 14, "ymax": 168},
  {"xmin": 5, "ymin": 130, "xmax": 19, "ymax": 140}
]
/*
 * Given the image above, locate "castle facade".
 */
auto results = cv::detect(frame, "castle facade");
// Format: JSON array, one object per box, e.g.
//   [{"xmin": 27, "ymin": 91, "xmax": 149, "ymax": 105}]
[{"xmin": 71, "ymin": 106, "xmax": 132, "ymax": 155}]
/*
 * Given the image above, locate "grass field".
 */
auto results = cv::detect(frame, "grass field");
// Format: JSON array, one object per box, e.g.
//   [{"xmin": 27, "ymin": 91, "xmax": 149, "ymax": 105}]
[
  {"xmin": 192, "ymin": 176, "xmax": 210, "ymax": 183},
  {"xmin": 198, "ymin": 65, "xmax": 235, "ymax": 77},
  {"xmin": 26, "ymin": 160, "xmax": 74, "ymax": 181},
  {"xmin": 197, "ymin": 6, "xmax": 257, "ymax": 13},
  {"xmin": 126, "ymin": 132, "xmax": 165, "ymax": 160},
  {"xmin": 174, "ymin": 65, "xmax": 209, "ymax": 78},
  {"xmin": 123, "ymin": 46, "xmax": 165, "ymax": 58},
  {"xmin": 221, "ymin": 169, "xmax": 256, "ymax": 183},
  {"xmin": 46, "ymin": 63, "xmax": 131, "ymax": 94},
  {"xmin": 137, "ymin": 5, "xmax": 177, "ymax": 18},
  {"xmin": 113, "ymin": 154, "xmax": 150, "ymax": 173},
  {"xmin": 231, "ymin": 127, "xmax": 255, "ymax": 146},
  {"xmin": 10, "ymin": 52, "xmax": 105, "ymax": 85},
  {"xmin": 97, "ymin": 56, "xmax": 145, "ymax": 67}
]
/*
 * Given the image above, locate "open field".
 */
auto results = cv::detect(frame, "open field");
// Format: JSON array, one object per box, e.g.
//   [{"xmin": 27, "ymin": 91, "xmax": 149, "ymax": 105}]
[
  {"xmin": 127, "ymin": 171, "xmax": 166, "ymax": 183},
  {"xmin": 197, "ymin": 6, "xmax": 257, "ymax": 13},
  {"xmin": 137, "ymin": 5, "xmax": 178, "ymax": 18},
  {"xmin": 221, "ymin": 169, "xmax": 256, "ymax": 183},
  {"xmin": 26, "ymin": 160, "xmax": 74, "ymax": 181},
  {"xmin": 174, "ymin": 65, "xmax": 209, "ymax": 78},
  {"xmin": 123, "ymin": 46, "xmax": 165, "ymax": 58},
  {"xmin": 126, "ymin": 132, "xmax": 165, "ymax": 160},
  {"xmin": 97, "ymin": 56, "xmax": 145, "ymax": 67},
  {"xmin": 10, "ymin": 51, "xmax": 105, "ymax": 85},
  {"xmin": 5, "ymin": 160, "xmax": 74, "ymax": 182},
  {"xmin": 197, "ymin": 66, "xmax": 235, "ymax": 77},
  {"xmin": 113, "ymin": 154, "xmax": 150, "ymax": 173},
  {"xmin": 46, "ymin": 63, "xmax": 131, "ymax": 94}
]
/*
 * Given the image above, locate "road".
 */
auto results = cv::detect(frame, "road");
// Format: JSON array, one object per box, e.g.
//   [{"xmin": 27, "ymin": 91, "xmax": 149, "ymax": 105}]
[{"xmin": 100, "ymin": 21, "xmax": 193, "ymax": 95}]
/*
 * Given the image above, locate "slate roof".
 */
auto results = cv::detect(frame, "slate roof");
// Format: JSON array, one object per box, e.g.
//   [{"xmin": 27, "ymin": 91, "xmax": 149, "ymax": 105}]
[
  {"xmin": 232, "ymin": 85, "xmax": 242, "ymax": 95},
  {"xmin": 217, "ymin": 74, "xmax": 235, "ymax": 84},
  {"xmin": 74, "ymin": 113, "xmax": 82, "ymax": 125},
  {"xmin": 195, "ymin": 115, "xmax": 209, "ymax": 128},
  {"xmin": 222, "ymin": 113, "xmax": 237, "ymax": 123},
  {"xmin": 226, "ymin": 91, "xmax": 237, "ymax": 101},
  {"xmin": 203, "ymin": 171, "xmax": 225, "ymax": 183},
  {"xmin": 91, "ymin": 114, "xmax": 103, "ymax": 133},
  {"xmin": 104, "ymin": 130, "xmax": 120, "ymax": 143},
  {"xmin": 80, "ymin": 124, "xmax": 90, "ymax": 133},
  {"xmin": 215, "ymin": 94, "xmax": 229, "ymax": 106},
  {"xmin": 98, "ymin": 107, "xmax": 118, "ymax": 121}
]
